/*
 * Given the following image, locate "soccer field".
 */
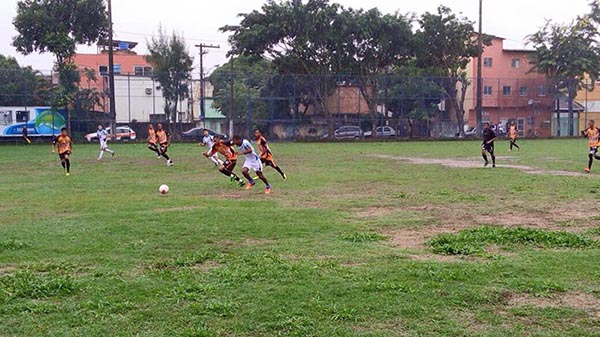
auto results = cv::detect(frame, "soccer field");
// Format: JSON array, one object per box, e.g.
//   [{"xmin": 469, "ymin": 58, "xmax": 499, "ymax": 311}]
[{"xmin": 1, "ymin": 139, "xmax": 600, "ymax": 336}]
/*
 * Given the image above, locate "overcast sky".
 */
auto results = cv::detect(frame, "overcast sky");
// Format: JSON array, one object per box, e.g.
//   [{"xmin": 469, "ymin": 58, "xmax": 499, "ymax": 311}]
[{"xmin": 0, "ymin": 0, "xmax": 593, "ymax": 74}]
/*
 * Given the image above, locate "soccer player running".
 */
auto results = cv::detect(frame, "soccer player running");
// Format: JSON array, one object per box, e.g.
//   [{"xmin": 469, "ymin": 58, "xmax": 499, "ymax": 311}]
[
  {"xmin": 584, "ymin": 120, "xmax": 600, "ymax": 173},
  {"xmin": 96, "ymin": 124, "xmax": 115, "ymax": 160},
  {"xmin": 508, "ymin": 121, "xmax": 520, "ymax": 152},
  {"xmin": 156, "ymin": 123, "xmax": 174, "ymax": 166},
  {"xmin": 22, "ymin": 125, "xmax": 31, "ymax": 144},
  {"xmin": 482, "ymin": 122, "xmax": 497, "ymax": 168},
  {"xmin": 51, "ymin": 127, "xmax": 73, "ymax": 176},
  {"xmin": 232, "ymin": 135, "xmax": 272, "ymax": 194},
  {"xmin": 147, "ymin": 124, "xmax": 160, "ymax": 158},
  {"xmin": 254, "ymin": 129, "xmax": 286, "ymax": 180},
  {"xmin": 203, "ymin": 135, "xmax": 245, "ymax": 186},
  {"xmin": 201, "ymin": 129, "xmax": 223, "ymax": 167}
]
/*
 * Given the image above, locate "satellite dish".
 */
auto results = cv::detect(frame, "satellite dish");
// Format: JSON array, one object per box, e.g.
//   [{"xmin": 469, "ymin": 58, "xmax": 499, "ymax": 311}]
[{"xmin": 528, "ymin": 99, "xmax": 535, "ymax": 106}]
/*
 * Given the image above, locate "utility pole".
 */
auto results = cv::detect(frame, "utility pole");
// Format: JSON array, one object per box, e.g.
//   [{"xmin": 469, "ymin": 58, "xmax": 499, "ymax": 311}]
[
  {"xmin": 107, "ymin": 0, "xmax": 117, "ymax": 139},
  {"xmin": 229, "ymin": 57, "xmax": 234, "ymax": 136},
  {"xmin": 476, "ymin": 0, "xmax": 483, "ymax": 136},
  {"xmin": 195, "ymin": 43, "xmax": 220, "ymax": 128}
]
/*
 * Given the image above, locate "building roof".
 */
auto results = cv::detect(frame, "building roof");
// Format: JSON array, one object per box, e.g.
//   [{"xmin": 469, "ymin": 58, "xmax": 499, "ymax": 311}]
[
  {"xmin": 204, "ymin": 99, "xmax": 227, "ymax": 119},
  {"xmin": 97, "ymin": 40, "xmax": 138, "ymax": 50}
]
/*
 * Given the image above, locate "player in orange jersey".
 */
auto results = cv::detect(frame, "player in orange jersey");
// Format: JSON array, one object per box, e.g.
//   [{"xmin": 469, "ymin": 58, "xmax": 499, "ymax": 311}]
[
  {"xmin": 508, "ymin": 121, "xmax": 520, "ymax": 152},
  {"xmin": 51, "ymin": 127, "xmax": 73, "ymax": 176},
  {"xmin": 204, "ymin": 135, "xmax": 245, "ymax": 186},
  {"xmin": 254, "ymin": 129, "xmax": 286, "ymax": 180},
  {"xmin": 584, "ymin": 120, "xmax": 600, "ymax": 173}
]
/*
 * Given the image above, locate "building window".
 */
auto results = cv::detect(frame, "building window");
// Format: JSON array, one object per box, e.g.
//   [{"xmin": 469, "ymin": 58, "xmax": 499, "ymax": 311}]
[
  {"xmin": 519, "ymin": 86, "xmax": 528, "ymax": 97},
  {"xmin": 16, "ymin": 111, "xmax": 29, "ymax": 122},
  {"xmin": 538, "ymin": 85, "xmax": 547, "ymax": 97},
  {"xmin": 511, "ymin": 58, "xmax": 521, "ymax": 68},
  {"xmin": 484, "ymin": 57, "xmax": 493, "ymax": 68},
  {"xmin": 134, "ymin": 66, "xmax": 153, "ymax": 76},
  {"xmin": 503, "ymin": 86, "xmax": 512, "ymax": 96},
  {"xmin": 484, "ymin": 86, "xmax": 493, "ymax": 96},
  {"xmin": 99, "ymin": 65, "xmax": 121, "ymax": 75}
]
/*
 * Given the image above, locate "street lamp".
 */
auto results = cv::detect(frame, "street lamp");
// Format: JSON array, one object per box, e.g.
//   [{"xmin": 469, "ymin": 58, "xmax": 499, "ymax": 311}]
[{"xmin": 476, "ymin": 0, "xmax": 483, "ymax": 135}]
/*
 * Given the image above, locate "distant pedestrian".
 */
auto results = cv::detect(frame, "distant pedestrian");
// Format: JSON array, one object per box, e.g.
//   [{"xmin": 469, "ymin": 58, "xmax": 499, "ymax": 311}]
[
  {"xmin": 482, "ymin": 122, "xmax": 497, "ymax": 168},
  {"xmin": 22, "ymin": 125, "xmax": 31, "ymax": 144},
  {"xmin": 508, "ymin": 121, "xmax": 520, "ymax": 152}
]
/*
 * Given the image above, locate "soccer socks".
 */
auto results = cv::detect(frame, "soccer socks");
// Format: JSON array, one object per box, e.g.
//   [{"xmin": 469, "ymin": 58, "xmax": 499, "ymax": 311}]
[
  {"xmin": 65, "ymin": 159, "xmax": 71, "ymax": 173},
  {"xmin": 98, "ymin": 150, "xmax": 104, "ymax": 160},
  {"xmin": 589, "ymin": 154, "xmax": 594, "ymax": 169},
  {"xmin": 161, "ymin": 153, "xmax": 170, "ymax": 161},
  {"xmin": 61, "ymin": 161, "xmax": 66, "ymax": 169},
  {"xmin": 491, "ymin": 155, "xmax": 496, "ymax": 165},
  {"xmin": 482, "ymin": 154, "xmax": 488, "ymax": 164},
  {"xmin": 513, "ymin": 141, "xmax": 520, "ymax": 150},
  {"xmin": 274, "ymin": 166, "xmax": 285, "ymax": 178}
]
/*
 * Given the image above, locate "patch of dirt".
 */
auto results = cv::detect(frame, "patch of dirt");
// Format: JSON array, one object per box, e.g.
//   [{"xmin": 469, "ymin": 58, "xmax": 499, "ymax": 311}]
[
  {"xmin": 0, "ymin": 265, "xmax": 18, "ymax": 275},
  {"xmin": 375, "ymin": 200, "xmax": 600, "ymax": 251},
  {"xmin": 355, "ymin": 207, "xmax": 397, "ymax": 219},
  {"xmin": 154, "ymin": 205, "xmax": 203, "ymax": 213},
  {"xmin": 367, "ymin": 154, "xmax": 588, "ymax": 177},
  {"xmin": 508, "ymin": 292, "xmax": 600, "ymax": 314}
]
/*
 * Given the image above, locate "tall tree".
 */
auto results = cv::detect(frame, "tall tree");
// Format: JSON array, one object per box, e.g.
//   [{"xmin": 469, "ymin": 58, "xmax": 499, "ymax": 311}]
[
  {"xmin": 0, "ymin": 54, "xmax": 51, "ymax": 106},
  {"xmin": 528, "ymin": 6, "xmax": 600, "ymax": 136},
  {"xmin": 12, "ymin": 0, "xmax": 108, "ymax": 109},
  {"xmin": 209, "ymin": 56, "xmax": 271, "ymax": 123},
  {"xmin": 221, "ymin": 0, "xmax": 342, "ymax": 135},
  {"xmin": 386, "ymin": 63, "xmax": 444, "ymax": 138},
  {"xmin": 415, "ymin": 6, "xmax": 489, "ymax": 137},
  {"xmin": 146, "ymin": 27, "xmax": 194, "ymax": 126}
]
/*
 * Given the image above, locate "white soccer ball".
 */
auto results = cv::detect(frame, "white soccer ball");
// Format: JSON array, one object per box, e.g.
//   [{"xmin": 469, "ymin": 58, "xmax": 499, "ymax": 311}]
[{"xmin": 159, "ymin": 184, "xmax": 169, "ymax": 195}]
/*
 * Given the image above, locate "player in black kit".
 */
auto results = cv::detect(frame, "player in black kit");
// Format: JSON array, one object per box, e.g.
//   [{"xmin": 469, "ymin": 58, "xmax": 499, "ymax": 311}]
[{"xmin": 482, "ymin": 122, "xmax": 497, "ymax": 168}]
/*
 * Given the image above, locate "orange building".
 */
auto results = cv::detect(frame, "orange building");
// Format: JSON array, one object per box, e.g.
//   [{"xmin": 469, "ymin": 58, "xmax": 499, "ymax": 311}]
[{"xmin": 465, "ymin": 37, "xmax": 554, "ymax": 137}]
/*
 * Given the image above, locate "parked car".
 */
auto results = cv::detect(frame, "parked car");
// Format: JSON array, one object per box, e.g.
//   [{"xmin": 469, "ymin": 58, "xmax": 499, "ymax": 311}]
[
  {"xmin": 364, "ymin": 126, "xmax": 397, "ymax": 138},
  {"xmin": 462, "ymin": 127, "xmax": 478, "ymax": 138},
  {"xmin": 85, "ymin": 126, "xmax": 137, "ymax": 142},
  {"xmin": 181, "ymin": 127, "xmax": 228, "ymax": 141},
  {"xmin": 331, "ymin": 126, "xmax": 363, "ymax": 140}
]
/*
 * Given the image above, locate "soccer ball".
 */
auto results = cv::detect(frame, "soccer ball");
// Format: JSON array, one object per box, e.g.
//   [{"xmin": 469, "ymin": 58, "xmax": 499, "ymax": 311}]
[{"xmin": 159, "ymin": 184, "xmax": 169, "ymax": 195}]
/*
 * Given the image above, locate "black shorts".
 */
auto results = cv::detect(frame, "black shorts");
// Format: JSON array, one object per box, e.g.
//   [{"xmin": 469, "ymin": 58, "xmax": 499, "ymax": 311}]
[
  {"xmin": 159, "ymin": 143, "xmax": 168, "ymax": 153},
  {"xmin": 222, "ymin": 159, "xmax": 237, "ymax": 172},
  {"xmin": 148, "ymin": 142, "xmax": 158, "ymax": 149},
  {"xmin": 59, "ymin": 151, "xmax": 71, "ymax": 160},
  {"xmin": 590, "ymin": 147, "xmax": 598, "ymax": 155},
  {"xmin": 260, "ymin": 158, "xmax": 275, "ymax": 167},
  {"xmin": 482, "ymin": 143, "xmax": 494, "ymax": 153}
]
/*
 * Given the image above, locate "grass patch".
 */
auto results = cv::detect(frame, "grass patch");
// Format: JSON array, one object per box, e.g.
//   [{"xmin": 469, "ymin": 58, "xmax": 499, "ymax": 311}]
[
  {"xmin": 340, "ymin": 231, "xmax": 386, "ymax": 243},
  {"xmin": 0, "ymin": 240, "xmax": 29, "ymax": 252},
  {"xmin": 0, "ymin": 271, "xmax": 78, "ymax": 302},
  {"xmin": 428, "ymin": 226, "xmax": 599, "ymax": 256}
]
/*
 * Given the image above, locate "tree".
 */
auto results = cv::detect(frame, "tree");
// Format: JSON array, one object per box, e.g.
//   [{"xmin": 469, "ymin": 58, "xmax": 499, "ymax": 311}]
[
  {"xmin": 12, "ymin": 0, "xmax": 108, "ymax": 109},
  {"xmin": 528, "ymin": 5, "xmax": 600, "ymax": 136},
  {"xmin": 415, "ymin": 6, "xmax": 489, "ymax": 137},
  {"xmin": 0, "ymin": 54, "xmax": 51, "ymax": 106},
  {"xmin": 209, "ymin": 56, "xmax": 271, "ymax": 123},
  {"xmin": 146, "ymin": 27, "xmax": 194, "ymax": 126},
  {"xmin": 221, "ymin": 0, "xmax": 415, "ymax": 136},
  {"xmin": 386, "ymin": 63, "xmax": 444, "ymax": 138}
]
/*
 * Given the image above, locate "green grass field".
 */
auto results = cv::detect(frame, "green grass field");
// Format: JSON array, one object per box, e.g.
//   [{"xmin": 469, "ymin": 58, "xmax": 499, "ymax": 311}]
[{"xmin": 1, "ymin": 139, "xmax": 600, "ymax": 336}]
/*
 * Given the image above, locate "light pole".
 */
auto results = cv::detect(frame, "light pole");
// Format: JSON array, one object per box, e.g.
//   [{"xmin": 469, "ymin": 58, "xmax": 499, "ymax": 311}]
[
  {"xmin": 476, "ymin": 0, "xmax": 483, "ymax": 135},
  {"xmin": 195, "ymin": 44, "xmax": 220, "ymax": 128},
  {"xmin": 107, "ymin": 0, "xmax": 116, "ymax": 139}
]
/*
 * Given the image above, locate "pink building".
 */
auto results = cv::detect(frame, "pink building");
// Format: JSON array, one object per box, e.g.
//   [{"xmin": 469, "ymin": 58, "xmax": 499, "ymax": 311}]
[{"xmin": 466, "ymin": 37, "xmax": 553, "ymax": 137}]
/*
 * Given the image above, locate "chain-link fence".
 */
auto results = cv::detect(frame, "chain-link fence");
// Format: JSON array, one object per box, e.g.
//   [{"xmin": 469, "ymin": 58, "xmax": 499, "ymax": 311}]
[{"xmin": 1, "ymin": 68, "xmax": 596, "ymax": 142}]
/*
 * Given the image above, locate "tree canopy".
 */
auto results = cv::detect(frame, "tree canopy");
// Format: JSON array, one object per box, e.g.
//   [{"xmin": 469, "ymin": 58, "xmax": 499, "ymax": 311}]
[
  {"xmin": 0, "ymin": 55, "xmax": 51, "ymax": 107},
  {"xmin": 528, "ymin": 4, "xmax": 600, "ymax": 136},
  {"xmin": 146, "ymin": 27, "xmax": 194, "ymax": 124}
]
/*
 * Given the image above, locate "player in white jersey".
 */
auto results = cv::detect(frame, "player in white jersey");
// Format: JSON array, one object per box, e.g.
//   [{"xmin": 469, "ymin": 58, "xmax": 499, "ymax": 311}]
[
  {"xmin": 96, "ymin": 124, "xmax": 115, "ymax": 160},
  {"xmin": 200, "ymin": 129, "xmax": 223, "ymax": 166},
  {"xmin": 231, "ymin": 135, "xmax": 271, "ymax": 194}
]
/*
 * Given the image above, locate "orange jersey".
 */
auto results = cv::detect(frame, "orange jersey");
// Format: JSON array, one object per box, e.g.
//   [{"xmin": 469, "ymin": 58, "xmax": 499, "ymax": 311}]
[
  {"xmin": 148, "ymin": 129, "xmax": 157, "ymax": 143},
  {"xmin": 586, "ymin": 127, "xmax": 600, "ymax": 147},
  {"xmin": 508, "ymin": 125, "xmax": 517, "ymax": 140},
  {"xmin": 208, "ymin": 141, "xmax": 238, "ymax": 161},
  {"xmin": 255, "ymin": 136, "xmax": 272, "ymax": 159},
  {"xmin": 156, "ymin": 129, "xmax": 168, "ymax": 144},
  {"xmin": 53, "ymin": 135, "xmax": 72, "ymax": 154}
]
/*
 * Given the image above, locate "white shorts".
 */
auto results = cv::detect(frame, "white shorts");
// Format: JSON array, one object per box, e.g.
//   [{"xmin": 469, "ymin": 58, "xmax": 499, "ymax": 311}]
[
  {"xmin": 243, "ymin": 155, "xmax": 263, "ymax": 172},
  {"xmin": 100, "ymin": 140, "xmax": 108, "ymax": 150}
]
